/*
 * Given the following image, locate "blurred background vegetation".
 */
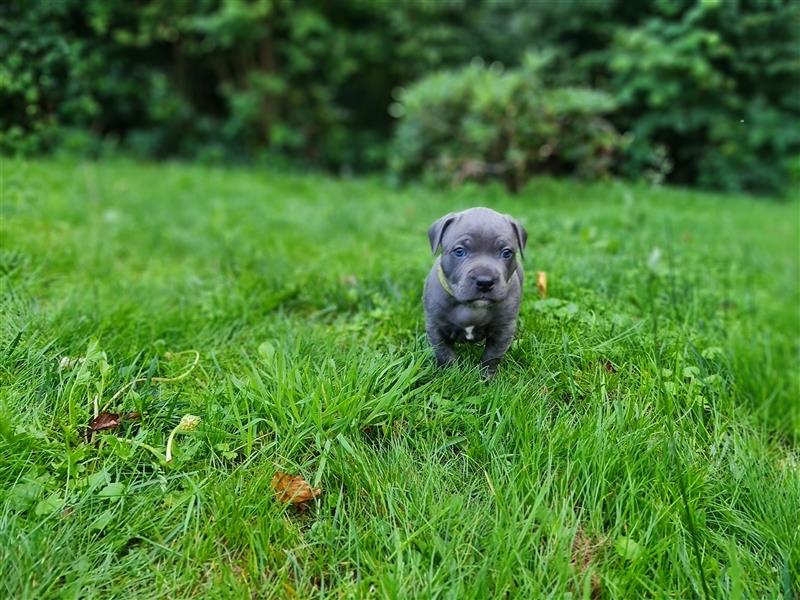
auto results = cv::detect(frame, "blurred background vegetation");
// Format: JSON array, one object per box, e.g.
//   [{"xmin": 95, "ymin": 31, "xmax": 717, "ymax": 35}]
[{"xmin": 2, "ymin": 0, "xmax": 799, "ymax": 194}]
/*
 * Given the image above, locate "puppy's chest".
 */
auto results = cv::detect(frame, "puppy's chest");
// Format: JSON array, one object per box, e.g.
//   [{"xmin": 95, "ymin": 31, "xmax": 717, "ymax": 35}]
[{"xmin": 444, "ymin": 305, "xmax": 493, "ymax": 342}]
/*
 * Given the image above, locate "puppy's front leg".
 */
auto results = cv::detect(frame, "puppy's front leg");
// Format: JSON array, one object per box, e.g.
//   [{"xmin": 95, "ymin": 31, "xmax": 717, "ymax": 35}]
[
  {"xmin": 480, "ymin": 326, "xmax": 515, "ymax": 378},
  {"xmin": 426, "ymin": 323, "xmax": 457, "ymax": 368}
]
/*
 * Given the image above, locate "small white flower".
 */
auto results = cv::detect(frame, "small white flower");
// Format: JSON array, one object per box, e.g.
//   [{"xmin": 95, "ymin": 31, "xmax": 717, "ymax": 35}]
[
  {"xmin": 165, "ymin": 414, "xmax": 202, "ymax": 463},
  {"xmin": 177, "ymin": 414, "xmax": 201, "ymax": 433}
]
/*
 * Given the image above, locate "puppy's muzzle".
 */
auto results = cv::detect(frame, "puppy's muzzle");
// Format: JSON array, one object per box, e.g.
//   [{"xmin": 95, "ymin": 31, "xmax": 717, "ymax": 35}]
[{"xmin": 473, "ymin": 275, "xmax": 496, "ymax": 292}]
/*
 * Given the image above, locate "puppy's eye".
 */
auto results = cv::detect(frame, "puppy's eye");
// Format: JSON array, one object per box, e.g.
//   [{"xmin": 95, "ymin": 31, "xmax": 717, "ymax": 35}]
[
  {"xmin": 452, "ymin": 246, "xmax": 467, "ymax": 258},
  {"xmin": 501, "ymin": 248, "xmax": 514, "ymax": 259}
]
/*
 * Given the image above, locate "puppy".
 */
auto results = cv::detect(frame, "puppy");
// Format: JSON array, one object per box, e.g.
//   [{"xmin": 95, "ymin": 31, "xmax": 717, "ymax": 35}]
[{"xmin": 423, "ymin": 207, "xmax": 527, "ymax": 377}]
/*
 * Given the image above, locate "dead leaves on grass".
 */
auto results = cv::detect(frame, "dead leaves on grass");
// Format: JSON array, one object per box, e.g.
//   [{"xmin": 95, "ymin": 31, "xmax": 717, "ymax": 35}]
[
  {"xmin": 271, "ymin": 472, "xmax": 321, "ymax": 505},
  {"xmin": 572, "ymin": 527, "xmax": 604, "ymax": 599},
  {"xmin": 85, "ymin": 411, "xmax": 140, "ymax": 442},
  {"xmin": 602, "ymin": 360, "xmax": 618, "ymax": 374},
  {"xmin": 78, "ymin": 349, "xmax": 199, "ymax": 443}
]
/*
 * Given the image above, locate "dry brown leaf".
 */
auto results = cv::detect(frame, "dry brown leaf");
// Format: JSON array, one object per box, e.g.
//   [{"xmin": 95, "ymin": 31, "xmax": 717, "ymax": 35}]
[
  {"xmin": 271, "ymin": 472, "xmax": 321, "ymax": 505},
  {"xmin": 536, "ymin": 271, "xmax": 548, "ymax": 298},
  {"xmin": 603, "ymin": 360, "xmax": 618, "ymax": 374},
  {"xmin": 85, "ymin": 411, "xmax": 140, "ymax": 442},
  {"xmin": 89, "ymin": 411, "xmax": 122, "ymax": 429}
]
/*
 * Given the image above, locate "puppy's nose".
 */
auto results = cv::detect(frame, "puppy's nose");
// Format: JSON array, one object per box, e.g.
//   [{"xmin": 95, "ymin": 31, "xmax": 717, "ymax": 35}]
[{"xmin": 475, "ymin": 275, "xmax": 496, "ymax": 291}]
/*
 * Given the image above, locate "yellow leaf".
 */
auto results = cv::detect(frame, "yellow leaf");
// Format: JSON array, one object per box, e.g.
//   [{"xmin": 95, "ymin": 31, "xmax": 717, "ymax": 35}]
[
  {"xmin": 271, "ymin": 472, "xmax": 321, "ymax": 505},
  {"xmin": 536, "ymin": 271, "xmax": 548, "ymax": 298}
]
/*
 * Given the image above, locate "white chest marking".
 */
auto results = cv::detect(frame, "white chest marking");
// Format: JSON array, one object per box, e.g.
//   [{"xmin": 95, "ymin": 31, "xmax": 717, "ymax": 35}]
[{"xmin": 464, "ymin": 326, "xmax": 475, "ymax": 340}]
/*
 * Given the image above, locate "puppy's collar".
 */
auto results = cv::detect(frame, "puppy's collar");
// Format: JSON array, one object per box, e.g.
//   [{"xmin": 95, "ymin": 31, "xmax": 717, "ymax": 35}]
[{"xmin": 437, "ymin": 264, "xmax": 456, "ymax": 297}]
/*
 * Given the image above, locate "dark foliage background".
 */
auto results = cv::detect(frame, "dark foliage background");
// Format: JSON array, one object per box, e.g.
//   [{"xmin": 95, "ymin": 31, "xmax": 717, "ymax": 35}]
[{"xmin": 2, "ymin": 0, "xmax": 799, "ymax": 193}]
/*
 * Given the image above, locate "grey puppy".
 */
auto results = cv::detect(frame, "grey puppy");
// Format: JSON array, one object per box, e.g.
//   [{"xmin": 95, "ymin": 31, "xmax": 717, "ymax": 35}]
[{"xmin": 423, "ymin": 207, "xmax": 528, "ymax": 377}]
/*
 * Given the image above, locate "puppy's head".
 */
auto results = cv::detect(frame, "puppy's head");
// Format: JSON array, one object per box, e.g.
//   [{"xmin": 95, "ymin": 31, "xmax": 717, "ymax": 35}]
[{"xmin": 428, "ymin": 207, "xmax": 527, "ymax": 304}]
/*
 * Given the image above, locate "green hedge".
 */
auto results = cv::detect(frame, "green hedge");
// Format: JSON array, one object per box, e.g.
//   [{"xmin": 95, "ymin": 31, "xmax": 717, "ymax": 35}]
[
  {"xmin": 2, "ymin": 0, "xmax": 798, "ymax": 193},
  {"xmin": 600, "ymin": 1, "xmax": 800, "ymax": 193},
  {"xmin": 1, "ymin": 0, "xmax": 490, "ymax": 168},
  {"xmin": 390, "ymin": 55, "xmax": 620, "ymax": 190}
]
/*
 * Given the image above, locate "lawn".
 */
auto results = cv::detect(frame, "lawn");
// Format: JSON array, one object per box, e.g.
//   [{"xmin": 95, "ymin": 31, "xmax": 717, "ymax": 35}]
[{"xmin": 1, "ymin": 159, "xmax": 798, "ymax": 598}]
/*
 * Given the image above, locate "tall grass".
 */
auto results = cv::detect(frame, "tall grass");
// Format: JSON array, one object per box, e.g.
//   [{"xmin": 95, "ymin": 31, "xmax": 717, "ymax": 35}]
[{"xmin": 1, "ymin": 159, "xmax": 798, "ymax": 597}]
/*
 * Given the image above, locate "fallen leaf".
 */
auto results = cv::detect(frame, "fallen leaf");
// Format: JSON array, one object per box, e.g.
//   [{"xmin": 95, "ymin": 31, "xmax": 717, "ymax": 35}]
[
  {"xmin": 85, "ymin": 411, "xmax": 140, "ymax": 442},
  {"xmin": 85, "ymin": 412, "xmax": 122, "ymax": 441},
  {"xmin": 271, "ymin": 472, "xmax": 321, "ymax": 505},
  {"xmin": 536, "ymin": 271, "xmax": 548, "ymax": 298}
]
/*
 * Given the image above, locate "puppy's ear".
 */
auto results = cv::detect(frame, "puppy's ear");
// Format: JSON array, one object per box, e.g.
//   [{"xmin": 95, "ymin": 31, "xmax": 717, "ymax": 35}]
[
  {"xmin": 507, "ymin": 216, "xmax": 528, "ymax": 258},
  {"xmin": 428, "ymin": 213, "xmax": 457, "ymax": 254}
]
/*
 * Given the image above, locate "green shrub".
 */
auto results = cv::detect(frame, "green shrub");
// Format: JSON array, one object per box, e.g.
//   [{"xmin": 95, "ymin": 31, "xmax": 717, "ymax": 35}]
[
  {"xmin": 516, "ymin": 0, "xmax": 800, "ymax": 194},
  {"xmin": 0, "ymin": 1, "xmax": 96, "ymax": 154},
  {"xmin": 0, "ymin": 0, "xmax": 492, "ymax": 169},
  {"xmin": 2, "ymin": 0, "xmax": 798, "ymax": 193},
  {"xmin": 602, "ymin": 1, "xmax": 800, "ymax": 194},
  {"xmin": 390, "ymin": 55, "xmax": 620, "ymax": 191}
]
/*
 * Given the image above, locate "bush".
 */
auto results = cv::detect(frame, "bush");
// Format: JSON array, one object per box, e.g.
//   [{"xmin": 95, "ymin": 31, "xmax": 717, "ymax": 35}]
[
  {"xmin": 602, "ymin": 1, "xmax": 800, "ymax": 194},
  {"xmin": 0, "ymin": 0, "xmax": 495, "ymax": 170},
  {"xmin": 0, "ymin": 2, "xmax": 97, "ymax": 154},
  {"xmin": 515, "ymin": 0, "xmax": 800, "ymax": 194},
  {"xmin": 390, "ymin": 54, "xmax": 620, "ymax": 191},
  {"xmin": 2, "ymin": 0, "xmax": 798, "ymax": 193}
]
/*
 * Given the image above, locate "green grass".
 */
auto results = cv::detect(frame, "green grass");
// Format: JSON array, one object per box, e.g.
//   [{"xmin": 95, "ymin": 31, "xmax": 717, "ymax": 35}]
[{"xmin": 2, "ymin": 158, "xmax": 798, "ymax": 598}]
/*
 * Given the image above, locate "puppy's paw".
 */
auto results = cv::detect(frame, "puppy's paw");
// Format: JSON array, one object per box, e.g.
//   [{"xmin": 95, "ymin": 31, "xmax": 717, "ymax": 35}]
[
  {"xmin": 434, "ymin": 350, "xmax": 457, "ymax": 369},
  {"xmin": 480, "ymin": 359, "xmax": 501, "ymax": 380}
]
